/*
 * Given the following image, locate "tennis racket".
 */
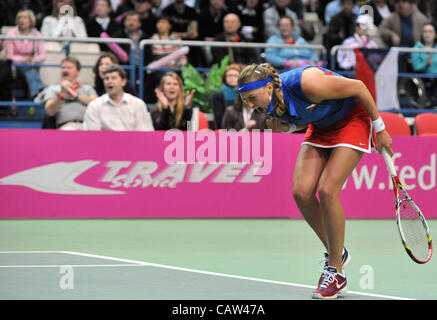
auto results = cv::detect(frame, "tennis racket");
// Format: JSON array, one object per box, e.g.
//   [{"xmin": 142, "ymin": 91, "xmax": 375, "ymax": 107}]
[{"xmin": 382, "ymin": 148, "xmax": 432, "ymax": 264}]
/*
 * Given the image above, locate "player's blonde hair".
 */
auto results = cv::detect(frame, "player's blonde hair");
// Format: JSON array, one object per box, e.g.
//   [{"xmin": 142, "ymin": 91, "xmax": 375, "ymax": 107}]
[{"xmin": 238, "ymin": 63, "xmax": 286, "ymax": 115}]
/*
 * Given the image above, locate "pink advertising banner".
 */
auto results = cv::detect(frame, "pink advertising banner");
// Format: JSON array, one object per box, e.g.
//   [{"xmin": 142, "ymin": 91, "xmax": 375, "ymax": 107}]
[{"xmin": 0, "ymin": 129, "xmax": 435, "ymax": 219}]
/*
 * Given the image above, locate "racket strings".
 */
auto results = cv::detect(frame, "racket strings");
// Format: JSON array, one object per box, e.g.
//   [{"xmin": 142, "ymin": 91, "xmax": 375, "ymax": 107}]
[{"xmin": 399, "ymin": 200, "xmax": 429, "ymax": 261}]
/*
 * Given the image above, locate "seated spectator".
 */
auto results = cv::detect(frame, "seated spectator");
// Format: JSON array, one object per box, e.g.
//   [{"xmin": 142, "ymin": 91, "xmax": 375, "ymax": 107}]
[
  {"xmin": 324, "ymin": 0, "xmax": 358, "ymax": 53},
  {"xmin": 113, "ymin": 11, "xmax": 149, "ymax": 67},
  {"xmin": 324, "ymin": 0, "xmax": 360, "ymax": 24},
  {"xmin": 379, "ymin": 0, "xmax": 429, "ymax": 47},
  {"xmin": 232, "ymin": 0, "xmax": 264, "ymax": 43},
  {"xmin": 211, "ymin": 63, "xmax": 242, "ymax": 129},
  {"xmin": 150, "ymin": 16, "xmax": 187, "ymax": 68},
  {"xmin": 93, "ymin": 52, "xmax": 137, "ymax": 96},
  {"xmin": 221, "ymin": 95, "xmax": 255, "ymax": 131},
  {"xmin": 337, "ymin": 15, "xmax": 379, "ymax": 70},
  {"xmin": 84, "ymin": 64, "xmax": 154, "ymax": 130},
  {"xmin": 145, "ymin": 16, "xmax": 188, "ymax": 102},
  {"xmin": 265, "ymin": 16, "xmax": 319, "ymax": 69},
  {"xmin": 132, "ymin": 0, "xmax": 158, "ymax": 38},
  {"xmin": 367, "ymin": 0, "xmax": 394, "ymax": 27},
  {"xmin": 411, "ymin": 23, "xmax": 437, "ymax": 107},
  {"xmin": 6, "ymin": 9, "xmax": 46, "ymax": 99},
  {"xmin": 149, "ymin": 71, "xmax": 196, "ymax": 130},
  {"xmin": 162, "ymin": 0, "xmax": 198, "ymax": 40},
  {"xmin": 263, "ymin": 0, "xmax": 301, "ymax": 40},
  {"xmin": 43, "ymin": 56, "xmax": 98, "ymax": 130},
  {"xmin": 211, "ymin": 13, "xmax": 259, "ymax": 65},
  {"xmin": 379, "ymin": 0, "xmax": 429, "ymax": 72},
  {"xmin": 41, "ymin": 0, "xmax": 88, "ymax": 38},
  {"xmin": 86, "ymin": 0, "xmax": 121, "ymax": 53},
  {"xmin": 198, "ymin": 0, "xmax": 228, "ymax": 42},
  {"xmin": 162, "ymin": 0, "xmax": 203, "ymax": 66}
]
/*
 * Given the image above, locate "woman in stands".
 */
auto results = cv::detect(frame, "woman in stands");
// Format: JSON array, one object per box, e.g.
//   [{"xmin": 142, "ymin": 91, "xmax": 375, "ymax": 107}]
[
  {"xmin": 411, "ymin": 23, "xmax": 437, "ymax": 108},
  {"xmin": 93, "ymin": 52, "xmax": 137, "ymax": 97},
  {"xmin": 237, "ymin": 63, "xmax": 393, "ymax": 299},
  {"xmin": 149, "ymin": 71, "xmax": 195, "ymax": 130},
  {"xmin": 144, "ymin": 16, "xmax": 188, "ymax": 103},
  {"xmin": 6, "ymin": 9, "xmax": 46, "ymax": 99},
  {"xmin": 41, "ymin": 0, "xmax": 87, "ymax": 38},
  {"xmin": 212, "ymin": 64, "xmax": 243, "ymax": 129},
  {"xmin": 265, "ymin": 16, "xmax": 319, "ymax": 69}
]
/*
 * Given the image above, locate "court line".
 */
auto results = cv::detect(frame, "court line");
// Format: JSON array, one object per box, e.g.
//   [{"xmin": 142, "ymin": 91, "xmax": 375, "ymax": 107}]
[{"xmin": 63, "ymin": 251, "xmax": 413, "ymax": 300}]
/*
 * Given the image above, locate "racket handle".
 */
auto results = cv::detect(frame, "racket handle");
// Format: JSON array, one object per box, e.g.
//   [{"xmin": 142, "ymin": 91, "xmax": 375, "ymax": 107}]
[{"xmin": 382, "ymin": 147, "xmax": 397, "ymax": 177}]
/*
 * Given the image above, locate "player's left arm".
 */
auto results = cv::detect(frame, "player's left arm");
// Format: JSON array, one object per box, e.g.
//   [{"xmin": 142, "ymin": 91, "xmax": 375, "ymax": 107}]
[{"xmin": 301, "ymin": 67, "xmax": 393, "ymax": 155}]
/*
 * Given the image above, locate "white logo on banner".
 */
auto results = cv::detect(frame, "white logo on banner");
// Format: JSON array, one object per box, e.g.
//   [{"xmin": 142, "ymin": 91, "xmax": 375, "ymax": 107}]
[
  {"xmin": 0, "ymin": 161, "xmax": 265, "ymax": 195},
  {"xmin": 0, "ymin": 160, "xmax": 124, "ymax": 195}
]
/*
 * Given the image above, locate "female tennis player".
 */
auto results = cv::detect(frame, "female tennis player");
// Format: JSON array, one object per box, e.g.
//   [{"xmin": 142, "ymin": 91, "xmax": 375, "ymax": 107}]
[{"xmin": 238, "ymin": 63, "xmax": 393, "ymax": 299}]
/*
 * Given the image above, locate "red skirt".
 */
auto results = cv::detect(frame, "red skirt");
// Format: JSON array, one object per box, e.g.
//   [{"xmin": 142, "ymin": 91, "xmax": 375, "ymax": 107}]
[{"xmin": 302, "ymin": 103, "xmax": 376, "ymax": 153}]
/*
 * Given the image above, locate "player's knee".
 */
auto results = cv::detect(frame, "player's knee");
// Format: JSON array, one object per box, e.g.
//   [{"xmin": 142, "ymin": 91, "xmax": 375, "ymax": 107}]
[
  {"xmin": 292, "ymin": 185, "xmax": 315, "ymax": 205},
  {"xmin": 317, "ymin": 184, "xmax": 340, "ymax": 204}
]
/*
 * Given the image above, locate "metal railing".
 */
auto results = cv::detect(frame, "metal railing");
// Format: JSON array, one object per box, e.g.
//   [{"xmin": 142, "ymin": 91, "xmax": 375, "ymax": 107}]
[
  {"xmin": 0, "ymin": 35, "xmax": 136, "ymax": 84},
  {"xmin": 2, "ymin": 36, "xmax": 437, "ymax": 122},
  {"xmin": 330, "ymin": 45, "xmax": 437, "ymax": 79},
  {"xmin": 138, "ymin": 39, "xmax": 327, "ymax": 100}
]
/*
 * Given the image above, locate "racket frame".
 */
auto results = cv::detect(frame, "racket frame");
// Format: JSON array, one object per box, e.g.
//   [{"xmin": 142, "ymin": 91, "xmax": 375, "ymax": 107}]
[{"xmin": 382, "ymin": 148, "xmax": 432, "ymax": 264}]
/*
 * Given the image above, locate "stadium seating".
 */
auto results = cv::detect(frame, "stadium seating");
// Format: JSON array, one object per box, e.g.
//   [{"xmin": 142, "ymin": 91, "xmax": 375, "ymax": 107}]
[
  {"xmin": 379, "ymin": 112, "xmax": 411, "ymax": 135},
  {"xmin": 415, "ymin": 113, "xmax": 437, "ymax": 136},
  {"xmin": 39, "ymin": 42, "xmax": 65, "ymax": 86}
]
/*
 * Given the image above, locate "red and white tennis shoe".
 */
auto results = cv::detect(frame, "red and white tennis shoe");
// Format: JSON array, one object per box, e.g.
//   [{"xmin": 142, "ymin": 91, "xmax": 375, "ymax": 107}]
[{"xmin": 312, "ymin": 266, "xmax": 347, "ymax": 299}]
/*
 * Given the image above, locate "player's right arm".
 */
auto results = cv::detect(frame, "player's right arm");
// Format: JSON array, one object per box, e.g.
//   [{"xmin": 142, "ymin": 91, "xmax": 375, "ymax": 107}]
[{"xmin": 301, "ymin": 67, "xmax": 393, "ymax": 155}]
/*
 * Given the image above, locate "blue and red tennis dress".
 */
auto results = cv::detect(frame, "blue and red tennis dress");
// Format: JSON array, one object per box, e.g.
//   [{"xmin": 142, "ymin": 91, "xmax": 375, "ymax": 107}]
[{"xmin": 267, "ymin": 65, "xmax": 375, "ymax": 153}]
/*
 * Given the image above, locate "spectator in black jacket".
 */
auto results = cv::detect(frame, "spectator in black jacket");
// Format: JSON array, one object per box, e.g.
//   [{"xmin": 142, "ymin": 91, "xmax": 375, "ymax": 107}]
[
  {"xmin": 86, "ymin": 0, "xmax": 121, "ymax": 52},
  {"xmin": 113, "ymin": 10, "xmax": 150, "ymax": 66},
  {"xmin": 211, "ymin": 13, "xmax": 259, "ymax": 65},
  {"xmin": 198, "ymin": 0, "xmax": 229, "ymax": 41},
  {"xmin": 324, "ymin": 0, "xmax": 358, "ymax": 53},
  {"xmin": 232, "ymin": 0, "xmax": 265, "ymax": 43}
]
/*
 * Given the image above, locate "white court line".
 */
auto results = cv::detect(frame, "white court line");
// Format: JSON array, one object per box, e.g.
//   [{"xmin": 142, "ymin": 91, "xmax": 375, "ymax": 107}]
[{"xmin": 63, "ymin": 251, "xmax": 414, "ymax": 301}]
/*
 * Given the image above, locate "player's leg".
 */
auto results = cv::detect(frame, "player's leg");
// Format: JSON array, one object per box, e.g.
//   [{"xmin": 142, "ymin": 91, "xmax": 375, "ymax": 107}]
[
  {"xmin": 292, "ymin": 144, "xmax": 330, "ymax": 249},
  {"xmin": 317, "ymin": 146, "xmax": 363, "ymax": 274}
]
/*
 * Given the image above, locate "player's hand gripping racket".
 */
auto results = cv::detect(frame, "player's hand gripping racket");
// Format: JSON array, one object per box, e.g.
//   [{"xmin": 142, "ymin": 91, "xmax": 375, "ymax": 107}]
[{"xmin": 382, "ymin": 148, "xmax": 432, "ymax": 264}]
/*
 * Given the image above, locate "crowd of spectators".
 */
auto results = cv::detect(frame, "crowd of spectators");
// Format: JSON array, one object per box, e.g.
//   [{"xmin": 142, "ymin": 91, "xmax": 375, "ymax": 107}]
[{"xmin": 0, "ymin": 0, "xmax": 437, "ymax": 130}]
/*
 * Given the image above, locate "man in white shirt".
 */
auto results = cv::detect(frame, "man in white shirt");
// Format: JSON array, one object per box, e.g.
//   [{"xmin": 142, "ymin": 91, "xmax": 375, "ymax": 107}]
[{"xmin": 83, "ymin": 64, "xmax": 154, "ymax": 131}]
